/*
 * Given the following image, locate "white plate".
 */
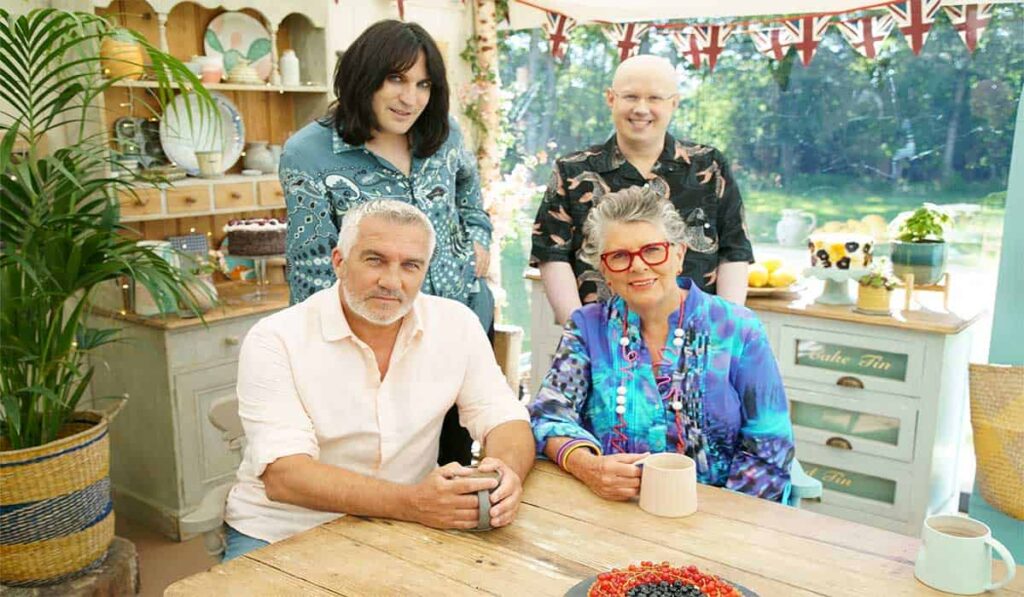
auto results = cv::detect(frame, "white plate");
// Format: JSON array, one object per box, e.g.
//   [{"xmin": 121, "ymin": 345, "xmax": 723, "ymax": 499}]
[
  {"xmin": 204, "ymin": 12, "xmax": 273, "ymax": 82},
  {"xmin": 159, "ymin": 92, "xmax": 245, "ymax": 176},
  {"xmin": 747, "ymin": 282, "xmax": 804, "ymax": 297}
]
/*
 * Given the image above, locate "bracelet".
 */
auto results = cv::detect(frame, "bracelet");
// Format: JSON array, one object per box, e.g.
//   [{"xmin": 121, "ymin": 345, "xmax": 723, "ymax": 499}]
[{"xmin": 557, "ymin": 439, "xmax": 600, "ymax": 471}]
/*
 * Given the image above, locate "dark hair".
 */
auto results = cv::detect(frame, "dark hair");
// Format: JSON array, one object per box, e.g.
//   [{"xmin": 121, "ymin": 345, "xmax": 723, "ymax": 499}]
[{"xmin": 326, "ymin": 20, "xmax": 449, "ymax": 158}]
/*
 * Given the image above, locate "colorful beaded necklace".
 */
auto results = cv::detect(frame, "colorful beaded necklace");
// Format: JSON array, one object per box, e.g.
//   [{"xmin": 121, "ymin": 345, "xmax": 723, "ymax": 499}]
[{"xmin": 610, "ymin": 293, "xmax": 710, "ymax": 474}]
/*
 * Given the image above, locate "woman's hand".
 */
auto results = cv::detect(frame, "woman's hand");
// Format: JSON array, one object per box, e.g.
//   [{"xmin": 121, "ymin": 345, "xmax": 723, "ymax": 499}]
[
  {"xmin": 565, "ymin": 451, "xmax": 647, "ymax": 501},
  {"xmin": 473, "ymin": 242, "xmax": 490, "ymax": 277}
]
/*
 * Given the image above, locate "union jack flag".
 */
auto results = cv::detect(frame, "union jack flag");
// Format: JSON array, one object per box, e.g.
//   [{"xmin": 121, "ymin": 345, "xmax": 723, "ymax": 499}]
[
  {"xmin": 672, "ymin": 29, "xmax": 703, "ymax": 69},
  {"xmin": 604, "ymin": 23, "xmax": 652, "ymax": 62},
  {"xmin": 887, "ymin": 0, "xmax": 943, "ymax": 55},
  {"xmin": 836, "ymin": 15, "xmax": 894, "ymax": 59},
  {"xmin": 943, "ymin": 4, "xmax": 993, "ymax": 53},
  {"xmin": 672, "ymin": 25, "xmax": 735, "ymax": 71},
  {"xmin": 543, "ymin": 11, "xmax": 577, "ymax": 60},
  {"xmin": 782, "ymin": 15, "xmax": 832, "ymax": 66},
  {"xmin": 749, "ymin": 27, "xmax": 794, "ymax": 62}
]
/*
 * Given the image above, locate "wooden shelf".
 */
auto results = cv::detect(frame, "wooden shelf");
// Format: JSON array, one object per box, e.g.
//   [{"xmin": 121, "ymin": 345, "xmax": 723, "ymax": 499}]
[
  {"xmin": 110, "ymin": 79, "xmax": 329, "ymax": 94},
  {"xmin": 130, "ymin": 173, "xmax": 278, "ymax": 188}
]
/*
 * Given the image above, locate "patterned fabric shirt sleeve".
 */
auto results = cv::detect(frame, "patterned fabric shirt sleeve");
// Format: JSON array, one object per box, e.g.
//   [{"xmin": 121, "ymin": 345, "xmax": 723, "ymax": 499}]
[
  {"xmin": 280, "ymin": 138, "xmax": 336, "ymax": 306},
  {"xmin": 710, "ymin": 149, "xmax": 755, "ymax": 265},
  {"xmin": 723, "ymin": 317, "xmax": 794, "ymax": 502},
  {"xmin": 529, "ymin": 160, "xmax": 574, "ymax": 265},
  {"xmin": 451, "ymin": 120, "xmax": 492, "ymax": 248},
  {"xmin": 528, "ymin": 314, "xmax": 602, "ymax": 455}
]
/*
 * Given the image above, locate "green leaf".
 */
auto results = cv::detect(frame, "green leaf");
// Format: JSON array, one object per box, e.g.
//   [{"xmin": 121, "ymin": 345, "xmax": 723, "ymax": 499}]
[{"xmin": 246, "ymin": 38, "xmax": 270, "ymax": 62}]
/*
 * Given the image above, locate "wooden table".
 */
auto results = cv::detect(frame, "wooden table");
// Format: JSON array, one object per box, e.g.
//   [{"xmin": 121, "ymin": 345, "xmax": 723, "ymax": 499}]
[{"xmin": 166, "ymin": 462, "xmax": 1023, "ymax": 596}]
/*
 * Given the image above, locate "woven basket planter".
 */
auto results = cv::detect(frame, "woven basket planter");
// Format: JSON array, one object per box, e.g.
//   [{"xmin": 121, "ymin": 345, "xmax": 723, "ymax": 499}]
[
  {"xmin": 0, "ymin": 411, "xmax": 115, "ymax": 586},
  {"xmin": 969, "ymin": 364, "xmax": 1024, "ymax": 520}
]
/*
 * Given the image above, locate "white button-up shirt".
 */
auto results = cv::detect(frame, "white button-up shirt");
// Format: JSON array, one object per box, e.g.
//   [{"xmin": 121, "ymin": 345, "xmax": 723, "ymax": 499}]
[{"xmin": 224, "ymin": 283, "xmax": 529, "ymax": 543}]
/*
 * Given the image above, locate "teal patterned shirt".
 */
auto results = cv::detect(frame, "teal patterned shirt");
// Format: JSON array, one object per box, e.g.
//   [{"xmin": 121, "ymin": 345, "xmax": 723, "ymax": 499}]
[{"xmin": 279, "ymin": 118, "xmax": 492, "ymax": 305}]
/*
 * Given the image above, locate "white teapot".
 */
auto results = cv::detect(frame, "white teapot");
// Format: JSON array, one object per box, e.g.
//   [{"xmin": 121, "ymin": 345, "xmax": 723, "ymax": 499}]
[{"xmin": 776, "ymin": 209, "xmax": 816, "ymax": 247}]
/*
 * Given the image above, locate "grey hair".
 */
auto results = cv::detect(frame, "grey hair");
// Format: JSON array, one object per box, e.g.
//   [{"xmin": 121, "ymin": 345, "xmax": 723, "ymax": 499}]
[
  {"xmin": 337, "ymin": 200, "xmax": 437, "ymax": 258},
  {"xmin": 579, "ymin": 186, "xmax": 689, "ymax": 269}
]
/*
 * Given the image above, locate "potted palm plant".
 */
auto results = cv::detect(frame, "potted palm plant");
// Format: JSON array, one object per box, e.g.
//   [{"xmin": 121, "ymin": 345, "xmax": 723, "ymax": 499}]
[
  {"xmin": 889, "ymin": 203, "xmax": 952, "ymax": 285},
  {"xmin": 0, "ymin": 8, "xmax": 215, "ymax": 586}
]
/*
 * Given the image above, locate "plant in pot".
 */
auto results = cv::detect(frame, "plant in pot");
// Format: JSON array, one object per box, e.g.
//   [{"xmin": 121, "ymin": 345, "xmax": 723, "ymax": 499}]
[
  {"xmin": 0, "ymin": 9, "xmax": 215, "ymax": 587},
  {"xmin": 856, "ymin": 262, "xmax": 901, "ymax": 315},
  {"xmin": 889, "ymin": 203, "xmax": 952, "ymax": 286}
]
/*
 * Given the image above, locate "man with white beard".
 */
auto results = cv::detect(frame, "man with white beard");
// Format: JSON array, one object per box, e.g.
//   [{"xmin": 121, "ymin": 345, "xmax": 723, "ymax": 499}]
[{"xmin": 222, "ymin": 200, "xmax": 533, "ymax": 561}]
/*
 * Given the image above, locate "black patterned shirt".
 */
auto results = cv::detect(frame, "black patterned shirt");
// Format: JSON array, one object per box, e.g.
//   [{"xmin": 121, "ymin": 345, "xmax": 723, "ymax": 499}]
[{"xmin": 531, "ymin": 134, "xmax": 754, "ymax": 303}]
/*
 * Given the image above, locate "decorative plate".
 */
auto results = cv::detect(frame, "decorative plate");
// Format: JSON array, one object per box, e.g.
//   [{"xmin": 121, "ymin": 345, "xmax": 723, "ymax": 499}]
[
  {"xmin": 159, "ymin": 92, "xmax": 245, "ymax": 176},
  {"xmin": 564, "ymin": 574, "xmax": 759, "ymax": 597},
  {"xmin": 204, "ymin": 11, "xmax": 273, "ymax": 82}
]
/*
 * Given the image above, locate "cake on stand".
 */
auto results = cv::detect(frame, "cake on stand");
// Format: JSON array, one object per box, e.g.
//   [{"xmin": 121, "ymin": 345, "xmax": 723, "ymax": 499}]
[{"xmin": 803, "ymin": 267, "xmax": 869, "ymax": 306}]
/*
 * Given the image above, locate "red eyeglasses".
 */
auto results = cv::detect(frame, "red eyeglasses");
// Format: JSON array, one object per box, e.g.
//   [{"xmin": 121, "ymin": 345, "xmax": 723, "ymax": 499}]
[{"xmin": 599, "ymin": 241, "xmax": 671, "ymax": 273}]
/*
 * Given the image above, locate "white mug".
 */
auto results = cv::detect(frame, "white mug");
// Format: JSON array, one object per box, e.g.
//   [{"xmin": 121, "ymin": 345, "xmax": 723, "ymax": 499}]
[
  {"xmin": 914, "ymin": 514, "xmax": 1016, "ymax": 594},
  {"xmin": 638, "ymin": 453, "xmax": 698, "ymax": 518}
]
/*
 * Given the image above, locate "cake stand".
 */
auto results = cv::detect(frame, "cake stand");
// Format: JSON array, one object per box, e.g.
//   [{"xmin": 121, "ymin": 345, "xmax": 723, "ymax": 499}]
[
  {"xmin": 240, "ymin": 253, "xmax": 283, "ymax": 302},
  {"xmin": 802, "ymin": 267, "xmax": 869, "ymax": 306}
]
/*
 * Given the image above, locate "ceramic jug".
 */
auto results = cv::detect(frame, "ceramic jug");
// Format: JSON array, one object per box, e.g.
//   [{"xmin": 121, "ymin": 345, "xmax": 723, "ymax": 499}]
[
  {"xmin": 280, "ymin": 49, "xmax": 301, "ymax": 87},
  {"xmin": 244, "ymin": 141, "xmax": 275, "ymax": 174},
  {"xmin": 776, "ymin": 209, "xmax": 817, "ymax": 246}
]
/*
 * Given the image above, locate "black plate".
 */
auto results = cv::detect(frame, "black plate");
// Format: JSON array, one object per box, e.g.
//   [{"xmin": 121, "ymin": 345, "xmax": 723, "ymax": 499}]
[{"xmin": 565, "ymin": 574, "xmax": 759, "ymax": 597}]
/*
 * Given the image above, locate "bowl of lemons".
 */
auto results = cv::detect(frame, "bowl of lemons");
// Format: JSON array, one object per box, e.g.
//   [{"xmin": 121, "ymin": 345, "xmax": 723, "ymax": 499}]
[{"xmin": 748, "ymin": 258, "xmax": 802, "ymax": 296}]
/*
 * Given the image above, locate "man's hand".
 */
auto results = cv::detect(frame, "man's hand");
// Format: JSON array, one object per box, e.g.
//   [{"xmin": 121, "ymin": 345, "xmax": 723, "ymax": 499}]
[
  {"xmin": 566, "ymin": 452, "xmax": 647, "ymax": 501},
  {"xmin": 476, "ymin": 456, "xmax": 523, "ymax": 528},
  {"xmin": 406, "ymin": 462, "xmax": 499, "ymax": 530},
  {"xmin": 473, "ymin": 242, "xmax": 490, "ymax": 277}
]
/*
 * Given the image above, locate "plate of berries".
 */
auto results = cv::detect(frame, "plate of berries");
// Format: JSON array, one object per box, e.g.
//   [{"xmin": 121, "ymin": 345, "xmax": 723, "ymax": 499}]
[{"xmin": 565, "ymin": 562, "xmax": 757, "ymax": 597}]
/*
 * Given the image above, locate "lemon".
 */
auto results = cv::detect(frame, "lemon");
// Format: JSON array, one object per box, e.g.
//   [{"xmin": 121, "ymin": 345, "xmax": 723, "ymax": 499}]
[
  {"xmin": 748, "ymin": 264, "xmax": 769, "ymax": 287},
  {"xmin": 761, "ymin": 258, "xmax": 783, "ymax": 274},
  {"xmin": 769, "ymin": 267, "xmax": 797, "ymax": 288}
]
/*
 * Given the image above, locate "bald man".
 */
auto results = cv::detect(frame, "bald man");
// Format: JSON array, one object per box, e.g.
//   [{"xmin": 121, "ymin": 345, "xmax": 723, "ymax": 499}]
[{"xmin": 531, "ymin": 55, "xmax": 753, "ymax": 324}]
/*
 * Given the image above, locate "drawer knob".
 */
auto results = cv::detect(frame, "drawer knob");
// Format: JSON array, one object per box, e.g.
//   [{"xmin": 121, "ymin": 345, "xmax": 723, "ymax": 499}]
[
  {"xmin": 133, "ymin": 194, "xmax": 149, "ymax": 206},
  {"xmin": 224, "ymin": 336, "xmax": 240, "ymax": 346},
  {"xmin": 230, "ymin": 192, "xmax": 242, "ymax": 199},
  {"xmin": 184, "ymin": 196, "xmax": 197, "ymax": 204},
  {"xmin": 836, "ymin": 375, "xmax": 864, "ymax": 389},
  {"xmin": 826, "ymin": 436, "xmax": 853, "ymax": 450}
]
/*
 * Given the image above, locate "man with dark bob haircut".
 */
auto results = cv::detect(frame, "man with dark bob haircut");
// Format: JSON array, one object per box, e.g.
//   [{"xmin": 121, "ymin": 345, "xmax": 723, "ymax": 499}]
[{"xmin": 279, "ymin": 20, "xmax": 493, "ymax": 467}]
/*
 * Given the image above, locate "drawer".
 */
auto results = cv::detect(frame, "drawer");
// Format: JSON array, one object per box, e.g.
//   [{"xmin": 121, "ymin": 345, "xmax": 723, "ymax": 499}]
[
  {"xmin": 796, "ymin": 441, "xmax": 912, "ymax": 521},
  {"xmin": 778, "ymin": 325, "xmax": 924, "ymax": 397},
  {"xmin": 214, "ymin": 182, "xmax": 255, "ymax": 210},
  {"xmin": 788, "ymin": 386, "xmax": 918, "ymax": 462},
  {"xmin": 118, "ymin": 188, "xmax": 162, "ymax": 217},
  {"xmin": 166, "ymin": 315, "xmax": 264, "ymax": 370},
  {"xmin": 167, "ymin": 186, "xmax": 212, "ymax": 214},
  {"xmin": 257, "ymin": 180, "xmax": 285, "ymax": 207}
]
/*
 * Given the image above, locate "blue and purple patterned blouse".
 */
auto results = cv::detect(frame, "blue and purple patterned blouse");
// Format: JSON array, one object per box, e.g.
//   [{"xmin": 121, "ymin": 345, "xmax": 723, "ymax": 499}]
[{"xmin": 529, "ymin": 278, "xmax": 794, "ymax": 502}]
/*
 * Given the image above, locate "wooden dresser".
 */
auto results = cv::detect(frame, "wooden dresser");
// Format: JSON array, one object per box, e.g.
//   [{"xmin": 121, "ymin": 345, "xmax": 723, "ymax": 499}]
[{"xmin": 87, "ymin": 283, "xmax": 288, "ymax": 540}]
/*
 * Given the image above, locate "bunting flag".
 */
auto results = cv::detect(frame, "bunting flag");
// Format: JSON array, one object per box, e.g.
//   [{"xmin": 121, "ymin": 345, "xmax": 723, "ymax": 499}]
[
  {"xmin": 689, "ymin": 25, "xmax": 736, "ymax": 71},
  {"xmin": 672, "ymin": 29, "xmax": 703, "ymax": 69},
  {"xmin": 887, "ymin": 0, "xmax": 943, "ymax": 55},
  {"xmin": 782, "ymin": 15, "xmax": 832, "ymax": 66},
  {"xmin": 836, "ymin": 15, "xmax": 895, "ymax": 59},
  {"xmin": 750, "ymin": 27, "xmax": 795, "ymax": 61},
  {"xmin": 943, "ymin": 4, "xmax": 993, "ymax": 52},
  {"xmin": 543, "ymin": 11, "xmax": 577, "ymax": 60},
  {"xmin": 603, "ymin": 23, "xmax": 652, "ymax": 62}
]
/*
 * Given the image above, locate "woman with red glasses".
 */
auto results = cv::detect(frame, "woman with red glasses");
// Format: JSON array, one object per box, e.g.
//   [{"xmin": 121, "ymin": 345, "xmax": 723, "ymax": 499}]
[{"xmin": 527, "ymin": 186, "xmax": 794, "ymax": 503}]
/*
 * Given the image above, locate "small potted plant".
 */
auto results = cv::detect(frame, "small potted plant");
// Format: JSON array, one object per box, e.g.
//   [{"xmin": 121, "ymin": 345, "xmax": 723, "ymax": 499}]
[
  {"xmin": 856, "ymin": 264, "xmax": 900, "ymax": 314},
  {"xmin": 889, "ymin": 203, "xmax": 951, "ymax": 285}
]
